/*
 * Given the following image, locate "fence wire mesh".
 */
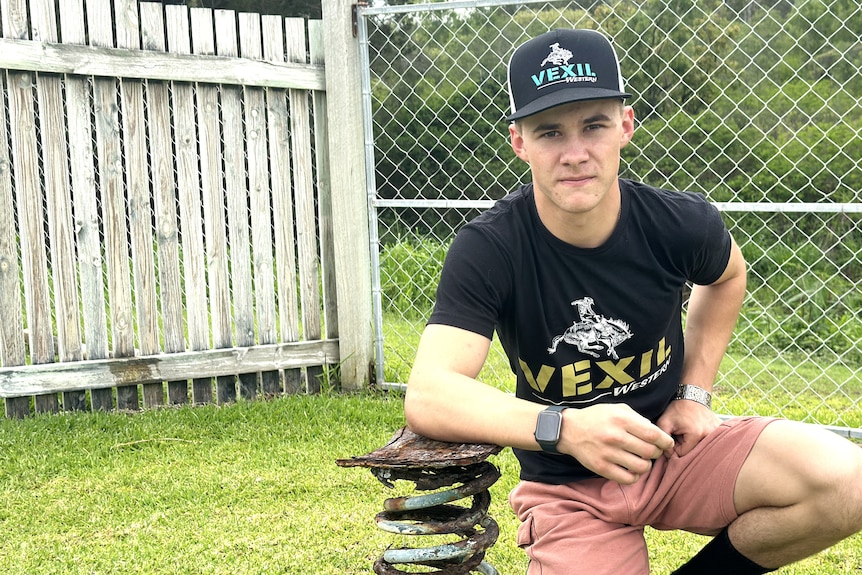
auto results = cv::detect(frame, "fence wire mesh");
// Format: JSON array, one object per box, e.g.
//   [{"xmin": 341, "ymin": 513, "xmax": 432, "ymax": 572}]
[{"xmin": 359, "ymin": 0, "xmax": 861, "ymax": 435}]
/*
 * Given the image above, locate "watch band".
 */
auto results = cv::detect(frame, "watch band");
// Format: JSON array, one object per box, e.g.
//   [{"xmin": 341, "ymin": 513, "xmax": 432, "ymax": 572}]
[{"xmin": 675, "ymin": 384, "xmax": 713, "ymax": 410}]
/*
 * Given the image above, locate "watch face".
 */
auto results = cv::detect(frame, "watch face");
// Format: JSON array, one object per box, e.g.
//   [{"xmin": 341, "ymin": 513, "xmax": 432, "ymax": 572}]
[{"xmin": 535, "ymin": 411, "xmax": 562, "ymax": 442}]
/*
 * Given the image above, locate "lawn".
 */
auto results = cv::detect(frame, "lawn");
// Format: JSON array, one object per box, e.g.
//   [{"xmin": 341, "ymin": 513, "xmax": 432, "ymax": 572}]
[{"xmin": 0, "ymin": 392, "xmax": 860, "ymax": 574}]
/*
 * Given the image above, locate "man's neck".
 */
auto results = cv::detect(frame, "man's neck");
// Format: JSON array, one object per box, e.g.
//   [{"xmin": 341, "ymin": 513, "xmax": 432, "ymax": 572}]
[{"xmin": 535, "ymin": 183, "xmax": 622, "ymax": 249}]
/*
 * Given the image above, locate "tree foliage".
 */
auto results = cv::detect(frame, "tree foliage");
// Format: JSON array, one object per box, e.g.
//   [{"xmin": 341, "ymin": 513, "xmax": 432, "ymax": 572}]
[{"xmin": 370, "ymin": 0, "xmax": 860, "ymax": 207}]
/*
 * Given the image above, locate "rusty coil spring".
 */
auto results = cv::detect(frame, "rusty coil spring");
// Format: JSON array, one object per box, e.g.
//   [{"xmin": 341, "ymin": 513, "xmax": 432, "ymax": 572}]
[{"xmin": 371, "ymin": 461, "xmax": 501, "ymax": 575}]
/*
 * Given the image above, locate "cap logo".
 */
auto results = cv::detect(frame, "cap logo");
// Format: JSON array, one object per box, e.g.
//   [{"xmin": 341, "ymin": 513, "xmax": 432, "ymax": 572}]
[
  {"xmin": 532, "ymin": 42, "xmax": 597, "ymax": 90},
  {"xmin": 541, "ymin": 43, "xmax": 573, "ymax": 67}
]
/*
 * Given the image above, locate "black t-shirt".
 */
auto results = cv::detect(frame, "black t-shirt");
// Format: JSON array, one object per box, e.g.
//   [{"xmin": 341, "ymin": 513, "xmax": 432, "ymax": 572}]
[{"xmin": 428, "ymin": 179, "xmax": 732, "ymax": 483}]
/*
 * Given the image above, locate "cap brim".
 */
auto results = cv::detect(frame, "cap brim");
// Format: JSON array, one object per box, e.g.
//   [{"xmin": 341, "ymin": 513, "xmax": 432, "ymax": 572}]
[{"xmin": 505, "ymin": 88, "xmax": 631, "ymax": 122}]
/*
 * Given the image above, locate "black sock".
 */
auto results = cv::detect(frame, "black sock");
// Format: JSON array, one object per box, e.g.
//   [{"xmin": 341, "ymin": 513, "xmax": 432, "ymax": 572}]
[{"xmin": 671, "ymin": 527, "xmax": 775, "ymax": 575}]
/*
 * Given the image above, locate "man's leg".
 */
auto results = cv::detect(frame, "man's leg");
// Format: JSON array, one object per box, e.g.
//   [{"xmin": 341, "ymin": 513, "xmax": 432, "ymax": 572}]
[
  {"xmin": 732, "ymin": 420, "xmax": 862, "ymax": 566},
  {"xmin": 510, "ymin": 480, "xmax": 651, "ymax": 575},
  {"xmin": 674, "ymin": 420, "xmax": 862, "ymax": 574}
]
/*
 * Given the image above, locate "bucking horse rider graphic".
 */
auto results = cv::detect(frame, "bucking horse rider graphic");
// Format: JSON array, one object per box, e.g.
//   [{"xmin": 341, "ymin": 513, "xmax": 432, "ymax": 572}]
[
  {"xmin": 541, "ymin": 42, "xmax": 574, "ymax": 67},
  {"xmin": 547, "ymin": 297, "xmax": 633, "ymax": 360}
]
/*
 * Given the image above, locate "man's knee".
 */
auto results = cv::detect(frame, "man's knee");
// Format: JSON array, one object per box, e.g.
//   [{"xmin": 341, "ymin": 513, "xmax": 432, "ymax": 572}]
[{"xmin": 773, "ymin": 425, "xmax": 862, "ymax": 534}]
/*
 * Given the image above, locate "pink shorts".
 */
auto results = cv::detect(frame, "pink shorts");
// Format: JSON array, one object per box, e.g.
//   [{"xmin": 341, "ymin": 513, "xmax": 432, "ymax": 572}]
[{"xmin": 508, "ymin": 416, "xmax": 776, "ymax": 575}]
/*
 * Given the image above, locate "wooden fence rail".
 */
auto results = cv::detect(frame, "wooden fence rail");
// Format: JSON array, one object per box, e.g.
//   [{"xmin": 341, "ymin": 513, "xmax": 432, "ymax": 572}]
[{"xmin": 0, "ymin": 0, "xmax": 342, "ymax": 418}]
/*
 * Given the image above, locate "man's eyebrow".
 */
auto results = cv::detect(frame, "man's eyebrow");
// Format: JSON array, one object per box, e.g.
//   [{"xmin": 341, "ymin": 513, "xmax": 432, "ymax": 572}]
[
  {"xmin": 583, "ymin": 113, "xmax": 613, "ymax": 124},
  {"xmin": 530, "ymin": 122, "xmax": 562, "ymax": 134},
  {"xmin": 530, "ymin": 113, "xmax": 613, "ymax": 134}
]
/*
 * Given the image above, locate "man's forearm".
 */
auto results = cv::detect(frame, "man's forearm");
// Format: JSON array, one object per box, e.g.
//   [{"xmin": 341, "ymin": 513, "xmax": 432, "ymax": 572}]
[
  {"xmin": 405, "ymin": 370, "xmax": 544, "ymax": 449},
  {"xmin": 681, "ymin": 271, "xmax": 746, "ymax": 390}
]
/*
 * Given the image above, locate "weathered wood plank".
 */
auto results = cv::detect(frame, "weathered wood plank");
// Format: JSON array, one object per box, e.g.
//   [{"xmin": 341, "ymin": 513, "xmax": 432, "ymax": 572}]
[
  {"xmin": 264, "ymin": 30, "xmax": 299, "ymax": 397},
  {"xmin": 89, "ymin": 0, "xmax": 137, "ymax": 410},
  {"xmin": 0, "ymin": 0, "xmax": 26, "ymax": 38},
  {"xmin": 0, "ymin": 38, "xmax": 325, "ymax": 90},
  {"xmin": 26, "ymin": 0, "xmax": 63, "ymax": 415},
  {"xmin": 0, "ymin": 0, "xmax": 26, "ymax": 380},
  {"xmin": 6, "ymin": 57, "xmax": 58, "ymax": 416},
  {"xmin": 3, "ymin": 0, "xmax": 51, "ymax": 417},
  {"xmin": 263, "ymin": 16, "xmax": 303, "ymax": 395},
  {"xmin": 192, "ymin": 8, "xmax": 235, "ymax": 404},
  {"xmin": 60, "ymin": 0, "xmax": 112, "ymax": 412},
  {"xmin": 0, "ymin": 72, "xmax": 25, "ymax": 360},
  {"xmin": 286, "ymin": 18, "xmax": 323, "ymax": 393},
  {"xmin": 29, "ymin": 0, "xmax": 56, "ymax": 43},
  {"xmin": 309, "ymin": 20, "xmax": 339, "ymax": 348},
  {"xmin": 0, "ymin": 71, "xmax": 26, "ymax": 410},
  {"xmin": 10, "ymin": 83, "xmax": 56, "ymax": 414},
  {"xmin": 32, "ymin": 0, "xmax": 86, "ymax": 411},
  {"xmin": 7, "ymin": 71, "xmax": 55, "ymax": 366},
  {"xmin": 0, "ymin": 340, "xmax": 340, "ymax": 397},
  {"xmin": 142, "ymin": 3, "xmax": 188, "ymax": 405},
  {"xmin": 57, "ymin": 0, "xmax": 86, "ymax": 45},
  {"xmin": 322, "ymin": 0, "xmax": 374, "ymax": 390},
  {"xmin": 116, "ymin": 0, "xmax": 163, "ymax": 409},
  {"xmin": 216, "ymin": 9, "xmax": 253, "ymax": 402},
  {"xmin": 241, "ymin": 13, "xmax": 280, "ymax": 396},
  {"xmin": 166, "ymin": 4, "xmax": 211, "ymax": 405}
]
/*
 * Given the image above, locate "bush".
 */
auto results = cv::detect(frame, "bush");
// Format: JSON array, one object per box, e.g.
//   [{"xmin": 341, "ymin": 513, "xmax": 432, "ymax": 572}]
[{"xmin": 379, "ymin": 238, "xmax": 449, "ymax": 320}]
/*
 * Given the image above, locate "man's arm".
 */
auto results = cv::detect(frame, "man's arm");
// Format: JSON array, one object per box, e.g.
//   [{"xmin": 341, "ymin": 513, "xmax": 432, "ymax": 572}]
[
  {"xmin": 657, "ymin": 236, "xmax": 748, "ymax": 455},
  {"xmin": 405, "ymin": 324, "xmax": 674, "ymax": 484},
  {"xmin": 405, "ymin": 324, "xmax": 544, "ymax": 449}
]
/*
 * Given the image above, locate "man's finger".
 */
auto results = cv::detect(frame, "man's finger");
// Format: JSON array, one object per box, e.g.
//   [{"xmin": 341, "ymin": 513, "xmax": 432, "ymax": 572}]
[{"xmin": 629, "ymin": 419, "xmax": 675, "ymax": 453}]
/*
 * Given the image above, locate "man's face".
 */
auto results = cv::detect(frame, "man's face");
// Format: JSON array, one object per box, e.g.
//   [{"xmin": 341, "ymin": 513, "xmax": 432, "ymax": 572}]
[{"xmin": 509, "ymin": 99, "xmax": 635, "ymax": 222}]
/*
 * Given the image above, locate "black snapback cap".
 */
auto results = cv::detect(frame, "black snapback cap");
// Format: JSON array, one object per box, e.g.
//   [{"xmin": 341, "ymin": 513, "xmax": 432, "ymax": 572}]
[{"xmin": 506, "ymin": 29, "xmax": 631, "ymax": 122}]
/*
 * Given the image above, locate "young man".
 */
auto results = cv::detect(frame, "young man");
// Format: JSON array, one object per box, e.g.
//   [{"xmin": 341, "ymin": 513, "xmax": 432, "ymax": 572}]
[{"xmin": 404, "ymin": 28, "xmax": 862, "ymax": 574}]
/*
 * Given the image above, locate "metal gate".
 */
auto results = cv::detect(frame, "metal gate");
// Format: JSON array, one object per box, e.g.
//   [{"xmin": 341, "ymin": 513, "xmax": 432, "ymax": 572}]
[{"xmin": 356, "ymin": 0, "xmax": 862, "ymax": 438}]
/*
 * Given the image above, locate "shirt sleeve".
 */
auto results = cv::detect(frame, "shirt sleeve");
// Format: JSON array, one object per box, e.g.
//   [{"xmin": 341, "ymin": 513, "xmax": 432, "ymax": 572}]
[
  {"xmin": 427, "ymin": 225, "xmax": 512, "ymax": 340},
  {"xmin": 688, "ymin": 198, "xmax": 733, "ymax": 286}
]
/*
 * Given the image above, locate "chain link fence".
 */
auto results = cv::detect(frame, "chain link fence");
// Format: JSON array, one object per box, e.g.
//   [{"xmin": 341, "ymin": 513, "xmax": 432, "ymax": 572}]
[{"xmin": 358, "ymin": 0, "xmax": 861, "ymax": 436}]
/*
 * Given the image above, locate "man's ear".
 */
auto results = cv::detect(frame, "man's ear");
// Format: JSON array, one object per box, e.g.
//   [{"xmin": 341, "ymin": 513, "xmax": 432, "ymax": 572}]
[
  {"xmin": 510, "ymin": 122, "xmax": 529, "ymax": 162},
  {"xmin": 620, "ymin": 106, "xmax": 636, "ymax": 149}
]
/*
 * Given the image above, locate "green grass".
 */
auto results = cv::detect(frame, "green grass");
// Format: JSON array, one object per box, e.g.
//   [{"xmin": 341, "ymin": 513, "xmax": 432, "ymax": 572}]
[
  {"xmin": 0, "ymin": 392, "xmax": 860, "ymax": 574},
  {"xmin": 0, "ymin": 394, "xmax": 406, "ymax": 575}
]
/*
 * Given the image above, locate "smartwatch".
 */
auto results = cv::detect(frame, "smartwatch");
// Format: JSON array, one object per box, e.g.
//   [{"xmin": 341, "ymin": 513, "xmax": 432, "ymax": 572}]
[{"xmin": 534, "ymin": 405, "xmax": 568, "ymax": 454}]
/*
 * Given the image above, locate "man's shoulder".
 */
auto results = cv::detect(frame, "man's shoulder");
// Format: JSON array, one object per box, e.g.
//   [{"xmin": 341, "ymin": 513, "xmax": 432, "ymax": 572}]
[
  {"xmin": 470, "ymin": 184, "xmax": 533, "ymax": 226},
  {"xmin": 457, "ymin": 184, "xmax": 535, "ymax": 248},
  {"xmin": 621, "ymin": 179, "xmax": 717, "ymax": 228},
  {"xmin": 622, "ymin": 179, "xmax": 712, "ymax": 210}
]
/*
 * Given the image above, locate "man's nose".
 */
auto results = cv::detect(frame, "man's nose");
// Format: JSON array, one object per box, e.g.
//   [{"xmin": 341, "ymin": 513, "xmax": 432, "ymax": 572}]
[{"xmin": 560, "ymin": 136, "xmax": 589, "ymax": 164}]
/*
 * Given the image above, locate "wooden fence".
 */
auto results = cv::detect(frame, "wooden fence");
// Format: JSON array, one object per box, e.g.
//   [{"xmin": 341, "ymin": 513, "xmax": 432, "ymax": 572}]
[{"xmin": 0, "ymin": 0, "xmax": 350, "ymax": 418}]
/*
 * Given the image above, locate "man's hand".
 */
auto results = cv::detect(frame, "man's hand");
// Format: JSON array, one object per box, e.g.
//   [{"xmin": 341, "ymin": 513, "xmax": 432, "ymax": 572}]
[
  {"xmin": 558, "ymin": 404, "xmax": 675, "ymax": 485},
  {"xmin": 656, "ymin": 398, "xmax": 720, "ymax": 457}
]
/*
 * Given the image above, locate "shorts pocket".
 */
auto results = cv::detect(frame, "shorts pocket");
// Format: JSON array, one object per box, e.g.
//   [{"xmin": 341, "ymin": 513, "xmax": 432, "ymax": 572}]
[
  {"xmin": 517, "ymin": 514, "xmax": 542, "ymax": 574},
  {"xmin": 517, "ymin": 513, "xmax": 537, "ymax": 548}
]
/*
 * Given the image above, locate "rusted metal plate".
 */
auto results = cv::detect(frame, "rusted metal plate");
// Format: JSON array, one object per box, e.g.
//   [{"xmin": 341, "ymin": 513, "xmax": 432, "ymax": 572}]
[{"xmin": 336, "ymin": 427, "xmax": 503, "ymax": 469}]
